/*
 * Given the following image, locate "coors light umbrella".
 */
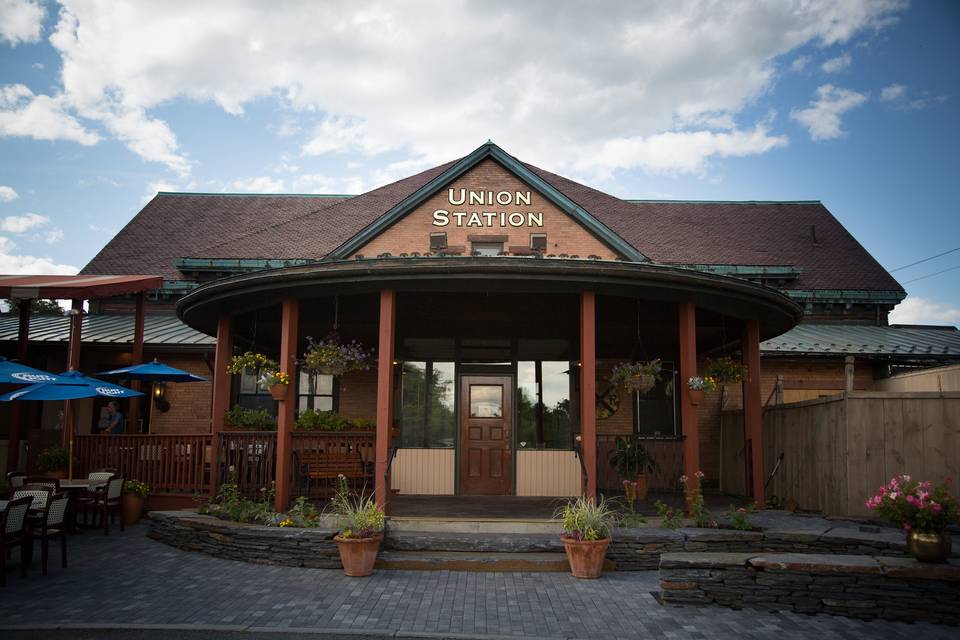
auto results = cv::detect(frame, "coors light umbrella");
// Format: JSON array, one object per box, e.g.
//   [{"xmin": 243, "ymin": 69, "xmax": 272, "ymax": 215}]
[{"xmin": 0, "ymin": 356, "xmax": 65, "ymax": 385}]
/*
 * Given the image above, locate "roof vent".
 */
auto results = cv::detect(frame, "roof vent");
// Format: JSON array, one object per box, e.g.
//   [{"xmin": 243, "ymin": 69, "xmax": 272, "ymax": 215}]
[{"xmin": 810, "ymin": 224, "xmax": 821, "ymax": 245}]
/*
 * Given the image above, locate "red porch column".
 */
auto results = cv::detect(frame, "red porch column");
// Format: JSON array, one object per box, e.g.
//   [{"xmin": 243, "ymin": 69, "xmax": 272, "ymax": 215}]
[
  {"xmin": 742, "ymin": 319, "xmax": 764, "ymax": 505},
  {"xmin": 209, "ymin": 314, "xmax": 233, "ymax": 494},
  {"xmin": 127, "ymin": 291, "xmax": 146, "ymax": 432},
  {"xmin": 678, "ymin": 302, "xmax": 699, "ymax": 485},
  {"xmin": 7, "ymin": 301, "xmax": 31, "ymax": 472},
  {"xmin": 63, "ymin": 299, "xmax": 83, "ymax": 456},
  {"xmin": 580, "ymin": 291, "xmax": 597, "ymax": 499},
  {"xmin": 274, "ymin": 298, "xmax": 299, "ymax": 512},
  {"xmin": 375, "ymin": 290, "xmax": 396, "ymax": 511}
]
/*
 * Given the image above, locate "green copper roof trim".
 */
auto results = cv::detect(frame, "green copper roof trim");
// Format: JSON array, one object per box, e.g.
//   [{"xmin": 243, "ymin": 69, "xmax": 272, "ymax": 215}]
[
  {"xmin": 626, "ymin": 199, "xmax": 821, "ymax": 205},
  {"xmin": 327, "ymin": 142, "xmax": 648, "ymax": 262},
  {"xmin": 675, "ymin": 264, "xmax": 801, "ymax": 278},
  {"xmin": 175, "ymin": 258, "xmax": 318, "ymax": 271},
  {"xmin": 784, "ymin": 289, "xmax": 906, "ymax": 302},
  {"xmin": 156, "ymin": 192, "xmax": 355, "ymax": 198}
]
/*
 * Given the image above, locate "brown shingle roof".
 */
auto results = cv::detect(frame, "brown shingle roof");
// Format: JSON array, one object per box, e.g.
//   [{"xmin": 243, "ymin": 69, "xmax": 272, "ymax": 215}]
[{"xmin": 81, "ymin": 151, "xmax": 901, "ymax": 294}]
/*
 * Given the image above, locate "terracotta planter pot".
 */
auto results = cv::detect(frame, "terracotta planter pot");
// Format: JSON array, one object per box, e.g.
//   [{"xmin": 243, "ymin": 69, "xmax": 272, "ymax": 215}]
[
  {"xmin": 625, "ymin": 374, "xmax": 656, "ymax": 394},
  {"xmin": 122, "ymin": 493, "xmax": 145, "ymax": 525},
  {"xmin": 635, "ymin": 473, "xmax": 649, "ymax": 501},
  {"xmin": 908, "ymin": 530, "xmax": 952, "ymax": 563},
  {"xmin": 269, "ymin": 384, "xmax": 288, "ymax": 401},
  {"xmin": 335, "ymin": 534, "xmax": 383, "ymax": 577},
  {"xmin": 561, "ymin": 536, "xmax": 610, "ymax": 579},
  {"xmin": 688, "ymin": 389, "xmax": 705, "ymax": 406}
]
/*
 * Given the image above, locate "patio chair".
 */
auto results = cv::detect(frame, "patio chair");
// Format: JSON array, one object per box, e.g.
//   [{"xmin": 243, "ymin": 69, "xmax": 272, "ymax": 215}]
[
  {"xmin": 79, "ymin": 475, "xmax": 124, "ymax": 535},
  {"xmin": 85, "ymin": 470, "xmax": 116, "ymax": 496},
  {"xmin": 23, "ymin": 477, "xmax": 60, "ymax": 492},
  {"xmin": 12, "ymin": 485, "xmax": 54, "ymax": 512},
  {"xmin": 5, "ymin": 471, "xmax": 27, "ymax": 491},
  {"xmin": 1, "ymin": 496, "xmax": 32, "ymax": 587},
  {"xmin": 26, "ymin": 492, "xmax": 69, "ymax": 576}
]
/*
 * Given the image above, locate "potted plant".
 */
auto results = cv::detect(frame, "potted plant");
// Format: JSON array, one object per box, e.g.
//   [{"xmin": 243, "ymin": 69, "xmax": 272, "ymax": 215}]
[
  {"xmin": 328, "ymin": 475, "xmax": 385, "ymax": 576},
  {"xmin": 609, "ymin": 359, "xmax": 662, "ymax": 394},
  {"xmin": 608, "ymin": 435, "xmax": 659, "ymax": 501},
  {"xmin": 37, "ymin": 446, "xmax": 68, "ymax": 479},
  {"xmin": 866, "ymin": 474, "xmax": 958, "ymax": 562},
  {"xmin": 557, "ymin": 496, "xmax": 615, "ymax": 578},
  {"xmin": 227, "ymin": 352, "xmax": 278, "ymax": 376},
  {"xmin": 122, "ymin": 479, "xmax": 150, "ymax": 524},
  {"xmin": 223, "ymin": 405, "xmax": 277, "ymax": 431},
  {"xmin": 704, "ymin": 357, "xmax": 746, "ymax": 386},
  {"xmin": 686, "ymin": 376, "xmax": 717, "ymax": 405},
  {"xmin": 261, "ymin": 370, "xmax": 290, "ymax": 401},
  {"xmin": 301, "ymin": 333, "xmax": 373, "ymax": 377}
]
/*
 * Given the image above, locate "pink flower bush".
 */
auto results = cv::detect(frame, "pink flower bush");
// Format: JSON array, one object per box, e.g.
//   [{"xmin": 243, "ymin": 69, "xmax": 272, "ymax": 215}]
[{"xmin": 865, "ymin": 474, "xmax": 958, "ymax": 534}]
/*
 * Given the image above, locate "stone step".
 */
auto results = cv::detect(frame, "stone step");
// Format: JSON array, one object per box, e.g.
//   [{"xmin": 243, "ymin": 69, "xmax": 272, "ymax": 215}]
[
  {"xmin": 387, "ymin": 516, "xmax": 563, "ymax": 534},
  {"xmin": 384, "ymin": 530, "xmax": 564, "ymax": 553},
  {"xmin": 376, "ymin": 551, "xmax": 571, "ymax": 572}
]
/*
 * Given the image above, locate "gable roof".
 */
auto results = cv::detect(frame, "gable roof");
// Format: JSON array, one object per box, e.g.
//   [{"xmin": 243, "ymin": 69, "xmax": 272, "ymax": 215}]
[{"xmin": 81, "ymin": 143, "xmax": 903, "ymax": 294}]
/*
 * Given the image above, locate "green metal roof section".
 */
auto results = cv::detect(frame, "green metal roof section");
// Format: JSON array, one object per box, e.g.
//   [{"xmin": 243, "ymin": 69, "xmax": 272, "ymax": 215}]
[
  {"xmin": 327, "ymin": 141, "xmax": 648, "ymax": 262},
  {"xmin": 175, "ymin": 258, "xmax": 317, "ymax": 272},
  {"xmin": 0, "ymin": 313, "xmax": 215, "ymax": 346},
  {"xmin": 784, "ymin": 289, "xmax": 906, "ymax": 303},
  {"xmin": 675, "ymin": 264, "xmax": 801, "ymax": 279},
  {"xmin": 625, "ymin": 199, "xmax": 822, "ymax": 205},
  {"xmin": 762, "ymin": 324, "xmax": 960, "ymax": 358}
]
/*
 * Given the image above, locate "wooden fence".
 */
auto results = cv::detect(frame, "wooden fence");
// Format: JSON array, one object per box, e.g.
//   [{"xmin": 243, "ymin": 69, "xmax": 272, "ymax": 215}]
[
  {"xmin": 720, "ymin": 392, "xmax": 960, "ymax": 516},
  {"xmin": 74, "ymin": 434, "xmax": 212, "ymax": 495}
]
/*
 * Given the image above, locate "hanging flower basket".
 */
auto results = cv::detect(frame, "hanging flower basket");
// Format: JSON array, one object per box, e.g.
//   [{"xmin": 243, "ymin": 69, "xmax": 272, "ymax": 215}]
[
  {"xmin": 269, "ymin": 384, "xmax": 287, "ymax": 401},
  {"xmin": 686, "ymin": 376, "xmax": 718, "ymax": 405},
  {"xmin": 227, "ymin": 352, "xmax": 278, "ymax": 376},
  {"xmin": 609, "ymin": 359, "xmax": 662, "ymax": 395},
  {"xmin": 261, "ymin": 371, "xmax": 290, "ymax": 401},
  {"xmin": 300, "ymin": 333, "xmax": 373, "ymax": 378},
  {"xmin": 704, "ymin": 357, "xmax": 747, "ymax": 386}
]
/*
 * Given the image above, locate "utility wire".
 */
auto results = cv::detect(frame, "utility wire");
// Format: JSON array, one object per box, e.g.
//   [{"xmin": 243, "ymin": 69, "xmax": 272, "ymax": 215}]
[
  {"xmin": 901, "ymin": 264, "xmax": 960, "ymax": 284},
  {"xmin": 890, "ymin": 246, "xmax": 960, "ymax": 272}
]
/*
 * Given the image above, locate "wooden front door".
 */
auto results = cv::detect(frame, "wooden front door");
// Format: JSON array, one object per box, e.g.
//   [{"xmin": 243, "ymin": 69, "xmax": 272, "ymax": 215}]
[{"xmin": 459, "ymin": 375, "xmax": 513, "ymax": 495}]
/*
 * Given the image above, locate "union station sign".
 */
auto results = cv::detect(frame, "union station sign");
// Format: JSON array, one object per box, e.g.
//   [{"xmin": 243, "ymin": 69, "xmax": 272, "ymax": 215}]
[{"xmin": 432, "ymin": 188, "xmax": 544, "ymax": 228}]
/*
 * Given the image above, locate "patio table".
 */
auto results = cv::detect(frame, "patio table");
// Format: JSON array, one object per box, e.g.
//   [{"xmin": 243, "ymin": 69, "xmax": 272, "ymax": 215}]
[{"xmin": 59, "ymin": 479, "xmax": 107, "ymax": 533}]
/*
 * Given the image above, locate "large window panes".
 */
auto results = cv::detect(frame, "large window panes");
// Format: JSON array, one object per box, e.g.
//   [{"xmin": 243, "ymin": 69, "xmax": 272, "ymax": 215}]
[
  {"xmin": 238, "ymin": 369, "xmax": 274, "ymax": 413},
  {"xmin": 298, "ymin": 371, "xmax": 334, "ymax": 412},
  {"xmin": 399, "ymin": 361, "xmax": 455, "ymax": 448},
  {"xmin": 517, "ymin": 361, "xmax": 576, "ymax": 449}
]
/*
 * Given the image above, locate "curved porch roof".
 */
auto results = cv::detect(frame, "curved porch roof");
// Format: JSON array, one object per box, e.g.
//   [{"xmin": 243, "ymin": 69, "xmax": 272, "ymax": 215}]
[{"xmin": 177, "ymin": 257, "xmax": 802, "ymax": 339}]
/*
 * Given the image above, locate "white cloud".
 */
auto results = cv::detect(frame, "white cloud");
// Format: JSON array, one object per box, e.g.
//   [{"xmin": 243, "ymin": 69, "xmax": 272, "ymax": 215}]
[
  {"xmin": 0, "ymin": 185, "xmax": 18, "ymax": 202},
  {"xmin": 821, "ymin": 53, "xmax": 852, "ymax": 73},
  {"xmin": 0, "ymin": 83, "xmax": 100, "ymax": 145},
  {"xmin": 880, "ymin": 83, "xmax": 906, "ymax": 101},
  {"xmin": 0, "ymin": 236, "xmax": 78, "ymax": 275},
  {"xmin": 229, "ymin": 176, "xmax": 285, "ymax": 193},
  {"xmin": 44, "ymin": 228, "xmax": 64, "ymax": 243},
  {"xmin": 790, "ymin": 56, "xmax": 811, "ymax": 72},
  {"xmin": 1, "ymin": 212, "xmax": 48, "ymax": 232},
  {"xmin": 889, "ymin": 297, "xmax": 960, "ymax": 327},
  {"xmin": 27, "ymin": 0, "xmax": 904, "ymax": 181},
  {"xmin": 790, "ymin": 84, "xmax": 868, "ymax": 141},
  {"xmin": 0, "ymin": 0, "xmax": 45, "ymax": 46}
]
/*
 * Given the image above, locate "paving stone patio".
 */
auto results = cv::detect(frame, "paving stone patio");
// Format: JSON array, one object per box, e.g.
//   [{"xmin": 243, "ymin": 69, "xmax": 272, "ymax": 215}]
[{"xmin": 0, "ymin": 524, "xmax": 956, "ymax": 639}]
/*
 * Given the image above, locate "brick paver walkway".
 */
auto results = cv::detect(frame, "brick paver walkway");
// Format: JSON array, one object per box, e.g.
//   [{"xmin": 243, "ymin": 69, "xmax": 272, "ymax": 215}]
[{"xmin": 0, "ymin": 524, "xmax": 954, "ymax": 639}]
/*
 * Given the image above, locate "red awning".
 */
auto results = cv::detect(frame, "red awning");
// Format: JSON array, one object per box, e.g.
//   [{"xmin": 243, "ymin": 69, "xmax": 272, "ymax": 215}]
[{"xmin": 0, "ymin": 274, "xmax": 163, "ymax": 300}]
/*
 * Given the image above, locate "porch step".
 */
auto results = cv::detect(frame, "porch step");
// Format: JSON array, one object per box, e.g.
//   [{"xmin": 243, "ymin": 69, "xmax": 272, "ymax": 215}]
[
  {"xmin": 385, "ymin": 530, "xmax": 563, "ymax": 553},
  {"xmin": 376, "ymin": 551, "xmax": 570, "ymax": 572},
  {"xmin": 387, "ymin": 517, "xmax": 563, "ymax": 535}
]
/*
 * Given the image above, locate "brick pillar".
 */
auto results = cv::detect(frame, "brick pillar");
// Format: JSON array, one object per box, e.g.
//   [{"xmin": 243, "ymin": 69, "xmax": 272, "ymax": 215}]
[
  {"xmin": 209, "ymin": 314, "xmax": 232, "ymax": 495},
  {"xmin": 580, "ymin": 291, "xmax": 597, "ymax": 499},
  {"xmin": 64, "ymin": 299, "xmax": 83, "ymax": 479},
  {"xmin": 678, "ymin": 302, "xmax": 699, "ymax": 485},
  {"xmin": 375, "ymin": 290, "xmax": 396, "ymax": 511},
  {"xmin": 742, "ymin": 319, "xmax": 764, "ymax": 505},
  {"xmin": 274, "ymin": 298, "xmax": 299, "ymax": 512},
  {"xmin": 7, "ymin": 301, "xmax": 31, "ymax": 472},
  {"xmin": 127, "ymin": 291, "xmax": 146, "ymax": 432}
]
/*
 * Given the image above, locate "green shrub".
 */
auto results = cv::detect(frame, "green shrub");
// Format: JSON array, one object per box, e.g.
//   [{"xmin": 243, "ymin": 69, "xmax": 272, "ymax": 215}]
[
  {"xmin": 295, "ymin": 409, "xmax": 375, "ymax": 432},
  {"xmin": 223, "ymin": 405, "xmax": 277, "ymax": 430},
  {"xmin": 37, "ymin": 446, "xmax": 68, "ymax": 472},
  {"xmin": 556, "ymin": 496, "xmax": 615, "ymax": 541},
  {"xmin": 327, "ymin": 475, "xmax": 384, "ymax": 538},
  {"xmin": 655, "ymin": 500, "xmax": 683, "ymax": 529}
]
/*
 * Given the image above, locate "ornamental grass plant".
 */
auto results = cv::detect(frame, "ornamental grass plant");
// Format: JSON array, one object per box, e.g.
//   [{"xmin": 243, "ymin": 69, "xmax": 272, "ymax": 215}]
[
  {"xmin": 557, "ymin": 496, "xmax": 616, "ymax": 541},
  {"xmin": 327, "ymin": 475, "xmax": 384, "ymax": 539}
]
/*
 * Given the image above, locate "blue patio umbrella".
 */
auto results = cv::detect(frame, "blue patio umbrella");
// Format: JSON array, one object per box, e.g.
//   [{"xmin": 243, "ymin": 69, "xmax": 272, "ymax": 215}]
[
  {"xmin": 98, "ymin": 358, "xmax": 207, "ymax": 383},
  {"xmin": 0, "ymin": 356, "xmax": 64, "ymax": 385},
  {"xmin": 0, "ymin": 370, "xmax": 144, "ymax": 402}
]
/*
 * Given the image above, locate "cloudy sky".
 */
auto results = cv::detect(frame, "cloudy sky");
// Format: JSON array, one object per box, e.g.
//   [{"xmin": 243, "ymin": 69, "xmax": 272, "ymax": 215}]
[{"xmin": 0, "ymin": 0, "xmax": 957, "ymax": 325}]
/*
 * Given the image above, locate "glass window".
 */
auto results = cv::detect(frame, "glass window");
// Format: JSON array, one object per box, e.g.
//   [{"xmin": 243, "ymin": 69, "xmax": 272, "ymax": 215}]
[
  {"xmin": 298, "ymin": 372, "xmax": 335, "ymax": 412},
  {"xmin": 399, "ymin": 361, "xmax": 455, "ymax": 448},
  {"xmin": 472, "ymin": 242, "xmax": 503, "ymax": 256},
  {"xmin": 517, "ymin": 361, "xmax": 576, "ymax": 449},
  {"xmin": 469, "ymin": 385, "xmax": 503, "ymax": 418},
  {"xmin": 633, "ymin": 362, "xmax": 678, "ymax": 438},
  {"xmin": 238, "ymin": 369, "xmax": 274, "ymax": 413}
]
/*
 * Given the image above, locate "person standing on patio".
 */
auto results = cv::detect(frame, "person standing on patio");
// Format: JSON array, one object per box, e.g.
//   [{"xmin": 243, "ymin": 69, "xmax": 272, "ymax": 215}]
[{"xmin": 103, "ymin": 401, "xmax": 125, "ymax": 435}]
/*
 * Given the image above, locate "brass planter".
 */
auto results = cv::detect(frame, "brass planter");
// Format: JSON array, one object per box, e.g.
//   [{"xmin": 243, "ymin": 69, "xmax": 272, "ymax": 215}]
[{"xmin": 907, "ymin": 530, "xmax": 952, "ymax": 563}]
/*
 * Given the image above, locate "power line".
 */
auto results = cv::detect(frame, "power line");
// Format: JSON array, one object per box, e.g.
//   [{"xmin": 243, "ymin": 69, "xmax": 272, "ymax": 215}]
[
  {"xmin": 901, "ymin": 263, "xmax": 960, "ymax": 284},
  {"xmin": 890, "ymin": 246, "xmax": 960, "ymax": 272}
]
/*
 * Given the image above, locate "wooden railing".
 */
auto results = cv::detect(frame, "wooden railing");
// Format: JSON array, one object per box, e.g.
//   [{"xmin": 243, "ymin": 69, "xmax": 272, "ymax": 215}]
[
  {"xmin": 290, "ymin": 431, "xmax": 376, "ymax": 499},
  {"xmin": 74, "ymin": 434, "xmax": 212, "ymax": 495},
  {"xmin": 596, "ymin": 435, "xmax": 684, "ymax": 494},
  {"xmin": 216, "ymin": 432, "xmax": 277, "ymax": 498}
]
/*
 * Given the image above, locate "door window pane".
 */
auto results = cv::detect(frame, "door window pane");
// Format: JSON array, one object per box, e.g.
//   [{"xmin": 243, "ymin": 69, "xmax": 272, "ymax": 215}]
[{"xmin": 469, "ymin": 385, "xmax": 503, "ymax": 418}]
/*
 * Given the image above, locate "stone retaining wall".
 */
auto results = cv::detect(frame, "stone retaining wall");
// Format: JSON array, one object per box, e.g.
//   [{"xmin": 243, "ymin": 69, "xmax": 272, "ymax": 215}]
[
  {"xmin": 659, "ymin": 552, "xmax": 960, "ymax": 625},
  {"xmin": 148, "ymin": 511, "xmax": 341, "ymax": 569},
  {"xmin": 609, "ymin": 525, "xmax": 913, "ymax": 570}
]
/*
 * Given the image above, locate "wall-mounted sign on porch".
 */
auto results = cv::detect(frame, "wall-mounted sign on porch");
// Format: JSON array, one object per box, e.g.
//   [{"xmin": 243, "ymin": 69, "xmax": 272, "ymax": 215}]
[{"xmin": 433, "ymin": 188, "xmax": 544, "ymax": 228}]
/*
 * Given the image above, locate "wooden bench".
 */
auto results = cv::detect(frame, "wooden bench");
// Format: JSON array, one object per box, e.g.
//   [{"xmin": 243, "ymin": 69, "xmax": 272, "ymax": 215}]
[{"xmin": 295, "ymin": 450, "xmax": 370, "ymax": 485}]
